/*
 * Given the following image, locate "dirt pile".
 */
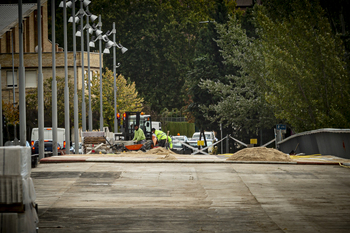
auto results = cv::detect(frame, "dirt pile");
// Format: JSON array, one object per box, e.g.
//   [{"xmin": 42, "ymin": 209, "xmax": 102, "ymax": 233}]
[
  {"xmin": 148, "ymin": 147, "xmax": 176, "ymax": 155},
  {"xmin": 145, "ymin": 147, "xmax": 177, "ymax": 160},
  {"xmin": 227, "ymin": 147, "xmax": 292, "ymax": 162}
]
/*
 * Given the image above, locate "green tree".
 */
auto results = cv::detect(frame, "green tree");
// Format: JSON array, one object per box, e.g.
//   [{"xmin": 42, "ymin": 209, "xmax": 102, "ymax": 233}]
[
  {"xmin": 89, "ymin": 68, "xmax": 143, "ymax": 130},
  {"xmin": 185, "ymin": 0, "xmax": 236, "ymax": 132},
  {"xmin": 254, "ymin": 1, "xmax": 350, "ymax": 131},
  {"xmin": 199, "ymin": 15, "xmax": 275, "ymax": 137},
  {"xmin": 89, "ymin": 0, "xmax": 214, "ymax": 113}
]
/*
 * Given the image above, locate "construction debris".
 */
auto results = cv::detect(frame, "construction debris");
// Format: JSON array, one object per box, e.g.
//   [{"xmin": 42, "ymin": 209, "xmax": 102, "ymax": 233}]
[{"xmin": 227, "ymin": 147, "xmax": 292, "ymax": 162}]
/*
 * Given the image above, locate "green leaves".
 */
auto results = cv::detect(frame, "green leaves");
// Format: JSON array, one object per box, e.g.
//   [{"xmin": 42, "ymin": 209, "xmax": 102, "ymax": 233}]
[
  {"xmin": 199, "ymin": 15, "xmax": 275, "ymax": 135},
  {"xmin": 89, "ymin": 68, "xmax": 143, "ymax": 129},
  {"xmin": 255, "ymin": 0, "xmax": 350, "ymax": 131}
]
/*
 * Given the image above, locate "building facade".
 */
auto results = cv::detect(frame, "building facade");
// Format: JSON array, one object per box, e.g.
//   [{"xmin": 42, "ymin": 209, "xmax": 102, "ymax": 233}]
[{"xmin": 0, "ymin": 0, "xmax": 101, "ymax": 104}]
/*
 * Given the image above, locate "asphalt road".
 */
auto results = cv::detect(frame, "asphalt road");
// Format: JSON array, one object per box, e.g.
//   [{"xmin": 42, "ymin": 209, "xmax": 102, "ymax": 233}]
[{"xmin": 32, "ymin": 162, "xmax": 350, "ymax": 233}]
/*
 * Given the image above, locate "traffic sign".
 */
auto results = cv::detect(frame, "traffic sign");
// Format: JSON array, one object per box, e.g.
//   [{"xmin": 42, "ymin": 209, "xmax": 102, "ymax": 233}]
[
  {"xmin": 276, "ymin": 124, "xmax": 286, "ymax": 130},
  {"xmin": 197, "ymin": 140, "xmax": 204, "ymax": 146},
  {"xmin": 250, "ymin": 139, "xmax": 257, "ymax": 144}
]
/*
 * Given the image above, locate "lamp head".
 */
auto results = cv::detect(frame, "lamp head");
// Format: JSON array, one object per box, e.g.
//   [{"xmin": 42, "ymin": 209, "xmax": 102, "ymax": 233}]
[
  {"xmin": 82, "ymin": 0, "xmax": 91, "ymax": 7},
  {"xmin": 88, "ymin": 27, "xmax": 94, "ymax": 34},
  {"xmin": 68, "ymin": 16, "xmax": 80, "ymax": 24},
  {"xmin": 118, "ymin": 44, "xmax": 128, "ymax": 54},
  {"xmin": 89, "ymin": 41, "xmax": 95, "ymax": 48},
  {"xmin": 59, "ymin": 0, "xmax": 72, "ymax": 8},
  {"xmin": 107, "ymin": 40, "xmax": 114, "ymax": 47},
  {"xmin": 95, "ymin": 29, "xmax": 102, "ymax": 36},
  {"xmin": 103, "ymin": 47, "xmax": 110, "ymax": 54},
  {"xmin": 66, "ymin": 1, "xmax": 73, "ymax": 8},
  {"xmin": 121, "ymin": 47, "xmax": 128, "ymax": 54},
  {"xmin": 90, "ymin": 14, "xmax": 98, "ymax": 22},
  {"xmin": 102, "ymin": 35, "xmax": 108, "ymax": 42}
]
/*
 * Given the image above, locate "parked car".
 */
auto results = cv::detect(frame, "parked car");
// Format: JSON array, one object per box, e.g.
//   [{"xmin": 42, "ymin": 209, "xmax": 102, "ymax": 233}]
[
  {"xmin": 31, "ymin": 140, "xmax": 61, "ymax": 155},
  {"xmin": 70, "ymin": 142, "xmax": 83, "ymax": 154},
  {"xmin": 187, "ymin": 138, "xmax": 214, "ymax": 154},
  {"xmin": 171, "ymin": 135, "xmax": 191, "ymax": 154},
  {"xmin": 191, "ymin": 131, "xmax": 216, "ymax": 141}
]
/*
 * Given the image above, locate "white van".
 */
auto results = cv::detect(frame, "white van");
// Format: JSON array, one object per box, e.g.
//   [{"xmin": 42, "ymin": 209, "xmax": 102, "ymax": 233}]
[
  {"xmin": 31, "ymin": 128, "xmax": 66, "ymax": 149},
  {"xmin": 191, "ymin": 131, "xmax": 215, "ymax": 140},
  {"xmin": 152, "ymin": 121, "xmax": 162, "ymax": 130}
]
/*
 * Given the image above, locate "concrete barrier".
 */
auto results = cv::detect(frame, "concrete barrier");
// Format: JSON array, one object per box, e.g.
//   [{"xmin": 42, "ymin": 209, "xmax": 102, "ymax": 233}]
[{"xmin": 278, "ymin": 128, "xmax": 350, "ymax": 159}]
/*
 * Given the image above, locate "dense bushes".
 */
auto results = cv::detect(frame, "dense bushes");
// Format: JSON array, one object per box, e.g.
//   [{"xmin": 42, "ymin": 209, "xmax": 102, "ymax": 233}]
[{"xmin": 162, "ymin": 122, "xmax": 195, "ymax": 137}]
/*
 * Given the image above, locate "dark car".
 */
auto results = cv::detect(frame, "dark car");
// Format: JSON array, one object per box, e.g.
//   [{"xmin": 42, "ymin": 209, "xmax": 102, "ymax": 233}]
[{"xmin": 31, "ymin": 140, "xmax": 61, "ymax": 155}]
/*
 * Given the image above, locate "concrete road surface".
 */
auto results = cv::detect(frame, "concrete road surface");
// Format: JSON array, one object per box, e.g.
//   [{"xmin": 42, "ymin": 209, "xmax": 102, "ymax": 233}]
[{"xmin": 32, "ymin": 163, "xmax": 350, "ymax": 233}]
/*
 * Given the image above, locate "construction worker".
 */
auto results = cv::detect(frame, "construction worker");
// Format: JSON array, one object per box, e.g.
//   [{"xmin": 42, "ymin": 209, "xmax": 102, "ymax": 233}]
[
  {"xmin": 151, "ymin": 128, "xmax": 173, "ymax": 149},
  {"xmin": 133, "ymin": 124, "xmax": 146, "ymax": 144}
]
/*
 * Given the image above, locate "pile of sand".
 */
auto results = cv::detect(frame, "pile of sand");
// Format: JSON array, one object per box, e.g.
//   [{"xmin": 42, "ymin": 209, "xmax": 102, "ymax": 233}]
[
  {"xmin": 227, "ymin": 147, "xmax": 292, "ymax": 162},
  {"xmin": 148, "ymin": 147, "xmax": 176, "ymax": 155},
  {"xmin": 144, "ymin": 147, "xmax": 177, "ymax": 160}
]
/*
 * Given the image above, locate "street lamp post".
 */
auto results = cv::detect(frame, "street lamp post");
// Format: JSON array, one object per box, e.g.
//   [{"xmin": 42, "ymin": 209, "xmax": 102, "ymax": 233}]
[
  {"xmin": 98, "ymin": 15, "xmax": 103, "ymax": 131},
  {"xmin": 52, "ymin": 0, "xmax": 58, "ymax": 156},
  {"xmin": 88, "ymin": 20, "xmax": 103, "ymax": 132},
  {"xmin": 101, "ymin": 27, "xmax": 128, "ymax": 134},
  {"xmin": 0, "ymin": 65, "xmax": 2, "ymax": 146},
  {"xmin": 59, "ymin": 0, "xmax": 71, "ymax": 154},
  {"xmin": 37, "ymin": 0, "xmax": 44, "ymax": 159},
  {"xmin": 78, "ymin": 0, "xmax": 86, "ymax": 132},
  {"xmin": 72, "ymin": 0, "xmax": 79, "ymax": 156},
  {"xmin": 112, "ymin": 22, "xmax": 117, "ymax": 133},
  {"xmin": 18, "ymin": 0, "xmax": 26, "ymax": 147},
  {"xmin": 86, "ymin": 10, "xmax": 92, "ymax": 131},
  {"xmin": 85, "ymin": 7, "xmax": 97, "ymax": 131}
]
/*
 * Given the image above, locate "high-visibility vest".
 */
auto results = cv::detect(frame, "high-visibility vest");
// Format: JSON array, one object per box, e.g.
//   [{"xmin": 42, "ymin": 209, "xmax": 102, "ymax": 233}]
[{"xmin": 154, "ymin": 130, "xmax": 167, "ymax": 140}]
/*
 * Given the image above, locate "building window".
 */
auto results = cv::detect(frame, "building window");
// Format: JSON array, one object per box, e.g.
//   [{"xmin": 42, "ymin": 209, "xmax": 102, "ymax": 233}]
[
  {"xmin": 25, "ymin": 70, "xmax": 37, "ymax": 88},
  {"xmin": 7, "ymin": 71, "xmax": 17, "ymax": 88}
]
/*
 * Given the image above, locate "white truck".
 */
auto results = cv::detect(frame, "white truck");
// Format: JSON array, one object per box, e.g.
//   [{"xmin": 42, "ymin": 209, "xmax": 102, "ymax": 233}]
[
  {"xmin": 31, "ymin": 128, "xmax": 66, "ymax": 149},
  {"xmin": 152, "ymin": 121, "xmax": 162, "ymax": 130}
]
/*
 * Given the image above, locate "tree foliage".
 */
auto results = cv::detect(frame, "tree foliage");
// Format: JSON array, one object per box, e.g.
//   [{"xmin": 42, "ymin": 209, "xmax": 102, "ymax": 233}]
[
  {"xmin": 26, "ymin": 76, "xmax": 75, "ymax": 130},
  {"xmin": 88, "ymin": 0, "xmax": 215, "ymax": 113},
  {"xmin": 2, "ymin": 101, "xmax": 19, "ymax": 125},
  {"xmin": 25, "ymin": 70, "xmax": 143, "ymax": 132},
  {"xmin": 199, "ymin": 15, "xmax": 275, "ymax": 136},
  {"xmin": 89, "ymin": 68, "xmax": 143, "ymax": 129},
  {"xmin": 185, "ymin": 0, "xmax": 236, "ymax": 131},
  {"xmin": 255, "ymin": 1, "xmax": 350, "ymax": 132}
]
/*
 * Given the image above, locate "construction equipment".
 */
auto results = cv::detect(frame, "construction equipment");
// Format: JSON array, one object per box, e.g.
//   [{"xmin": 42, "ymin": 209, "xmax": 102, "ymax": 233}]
[{"xmin": 114, "ymin": 112, "xmax": 153, "ymax": 141}]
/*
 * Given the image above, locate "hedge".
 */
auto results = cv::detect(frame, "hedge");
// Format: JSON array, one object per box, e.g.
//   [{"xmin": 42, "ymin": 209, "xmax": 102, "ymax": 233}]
[{"xmin": 162, "ymin": 122, "xmax": 195, "ymax": 138}]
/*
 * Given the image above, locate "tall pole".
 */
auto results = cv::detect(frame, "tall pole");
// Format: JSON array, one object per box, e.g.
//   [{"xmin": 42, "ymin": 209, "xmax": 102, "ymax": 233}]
[
  {"xmin": 98, "ymin": 15, "xmax": 103, "ymax": 131},
  {"xmin": 52, "ymin": 0, "xmax": 58, "ymax": 155},
  {"xmin": 37, "ymin": 0, "xmax": 44, "ymax": 159},
  {"xmin": 11, "ymin": 30, "xmax": 17, "ymax": 140},
  {"xmin": 113, "ymin": 22, "xmax": 118, "ymax": 133},
  {"xmin": 220, "ymin": 123, "xmax": 223, "ymax": 154},
  {"xmin": 73, "ymin": 1, "xmax": 79, "ymax": 154},
  {"xmin": 18, "ymin": 0, "xmax": 26, "ymax": 147},
  {"xmin": 86, "ymin": 9, "xmax": 92, "ymax": 131},
  {"xmin": 0, "ymin": 65, "xmax": 2, "ymax": 146},
  {"xmin": 80, "ymin": 1, "xmax": 86, "ymax": 132},
  {"xmin": 63, "ymin": 1, "xmax": 70, "ymax": 154}
]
